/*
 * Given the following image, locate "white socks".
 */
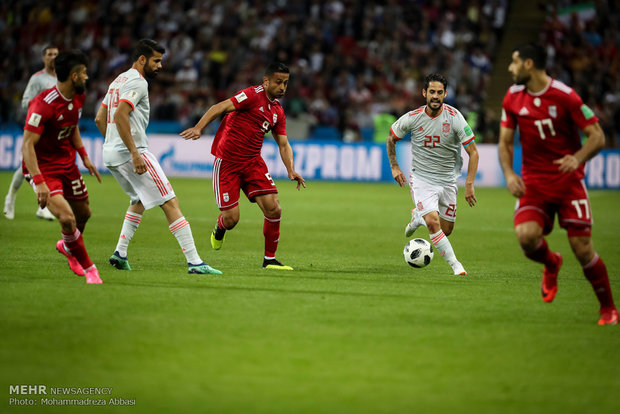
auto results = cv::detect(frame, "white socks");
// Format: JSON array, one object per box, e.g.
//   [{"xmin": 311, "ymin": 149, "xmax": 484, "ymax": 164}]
[
  {"xmin": 429, "ymin": 229, "xmax": 459, "ymax": 267},
  {"xmin": 115, "ymin": 212, "xmax": 142, "ymax": 258},
  {"xmin": 169, "ymin": 216, "xmax": 202, "ymax": 265}
]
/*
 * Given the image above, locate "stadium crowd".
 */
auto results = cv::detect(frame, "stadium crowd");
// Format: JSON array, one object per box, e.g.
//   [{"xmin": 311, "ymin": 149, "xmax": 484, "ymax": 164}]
[
  {"xmin": 1, "ymin": 0, "xmax": 506, "ymax": 141},
  {"xmin": 0, "ymin": 0, "xmax": 618, "ymax": 146},
  {"xmin": 541, "ymin": 0, "xmax": 620, "ymax": 148}
]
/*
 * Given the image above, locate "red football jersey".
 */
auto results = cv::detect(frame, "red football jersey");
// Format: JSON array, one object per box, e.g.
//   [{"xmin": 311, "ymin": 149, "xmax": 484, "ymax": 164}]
[
  {"xmin": 501, "ymin": 79, "xmax": 598, "ymax": 184},
  {"xmin": 211, "ymin": 85, "xmax": 287, "ymax": 162},
  {"xmin": 23, "ymin": 86, "xmax": 84, "ymax": 173}
]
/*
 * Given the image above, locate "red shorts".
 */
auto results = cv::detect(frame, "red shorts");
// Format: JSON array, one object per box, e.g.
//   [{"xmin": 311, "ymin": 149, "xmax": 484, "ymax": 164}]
[
  {"xmin": 514, "ymin": 179, "xmax": 592, "ymax": 237},
  {"xmin": 27, "ymin": 165, "xmax": 89, "ymax": 201},
  {"xmin": 212, "ymin": 156, "xmax": 277, "ymax": 210}
]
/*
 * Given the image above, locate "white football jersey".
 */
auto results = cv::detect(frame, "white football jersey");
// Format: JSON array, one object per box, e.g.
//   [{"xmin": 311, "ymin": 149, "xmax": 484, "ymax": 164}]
[
  {"xmin": 391, "ymin": 104, "xmax": 475, "ymax": 186},
  {"xmin": 101, "ymin": 68, "xmax": 150, "ymax": 167},
  {"xmin": 22, "ymin": 70, "xmax": 57, "ymax": 109}
]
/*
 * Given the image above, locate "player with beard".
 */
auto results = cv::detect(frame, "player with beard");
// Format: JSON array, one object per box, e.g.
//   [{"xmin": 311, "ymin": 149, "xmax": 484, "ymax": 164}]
[
  {"xmin": 386, "ymin": 73, "xmax": 479, "ymax": 276},
  {"xmin": 22, "ymin": 50, "xmax": 103, "ymax": 284},
  {"xmin": 95, "ymin": 39, "xmax": 221, "ymax": 275},
  {"xmin": 180, "ymin": 62, "xmax": 305, "ymax": 270},
  {"xmin": 498, "ymin": 43, "xmax": 617, "ymax": 325}
]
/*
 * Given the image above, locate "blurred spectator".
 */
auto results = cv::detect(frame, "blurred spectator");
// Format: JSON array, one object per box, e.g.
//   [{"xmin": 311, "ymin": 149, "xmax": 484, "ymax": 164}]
[
  {"xmin": 541, "ymin": 0, "xmax": 620, "ymax": 147},
  {"xmin": 1, "ymin": 0, "xmax": 507, "ymax": 142}
]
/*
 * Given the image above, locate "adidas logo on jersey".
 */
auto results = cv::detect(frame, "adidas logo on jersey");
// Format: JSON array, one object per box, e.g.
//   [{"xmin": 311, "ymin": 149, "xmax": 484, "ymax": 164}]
[
  {"xmin": 57, "ymin": 114, "xmax": 64, "ymax": 121},
  {"xmin": 519, "ymin": 107, "xmax": 529, "ymax": 116},
  {"xmin": 418, "ymin": 126, "xmax": 424, "ymax": 131},
  {"xmin": 259, "ymin": 106, "xmax": 264, "ymax": 112}
]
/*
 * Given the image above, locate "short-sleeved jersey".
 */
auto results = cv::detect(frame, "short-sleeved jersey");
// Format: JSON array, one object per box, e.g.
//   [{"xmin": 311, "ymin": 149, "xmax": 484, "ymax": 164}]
[
  {"xmin": 23, "ymin": 86, "xmax": 84, "ymax": 173},
  {"xmin": 391, "ymin": 104, "xmax": 475, "ymax": 186},
  {"xmin": 21, "ymin": 70, "xmax": 57, "ymax": 110},
  {"xmin": 501, "ymin": 79, "xmax": 598, "ymax": 185},
  {"xmin": 211, "ymin": 85, "xmax": 287, "ymax": 163},
  {"xmin": 101, "ymin": 68, "xmax": 150, "ymax": 167}
]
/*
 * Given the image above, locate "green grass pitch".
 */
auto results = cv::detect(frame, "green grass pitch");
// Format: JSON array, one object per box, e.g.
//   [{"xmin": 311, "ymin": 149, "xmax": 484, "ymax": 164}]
[{"xmin": 1, "ymin": 171, "xmax": 619, "ymax": 413}]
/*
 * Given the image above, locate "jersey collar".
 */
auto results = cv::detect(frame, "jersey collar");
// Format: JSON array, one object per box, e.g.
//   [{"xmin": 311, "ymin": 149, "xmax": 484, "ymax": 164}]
[
  {"xmin": 261, "ymin": 86, "xmax": 279, "ymax": 104},
  {"xmin": 424, "ymin": 105, "xmax": 443, "ymax": 119},
  {"xmin": 54, "ymin": 85, "xmax": 72, "ymax": 102},
  {"xmin": 527, "ymin": 78, "xmax": 552, "ymax": 97}
]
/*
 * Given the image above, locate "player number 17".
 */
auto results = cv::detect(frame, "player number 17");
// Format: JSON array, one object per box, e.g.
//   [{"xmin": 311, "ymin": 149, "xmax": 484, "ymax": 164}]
[
  {"xmin": 534, "ymin": 118, "xmax": 556, "ymax": 140},
  {"xmin": 571, "ymin": 199, "xmax": 590, "ymax": 219}
]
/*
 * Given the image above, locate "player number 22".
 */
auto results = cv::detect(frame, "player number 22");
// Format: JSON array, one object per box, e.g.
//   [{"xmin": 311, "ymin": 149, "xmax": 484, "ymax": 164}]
[
  {"xmin": 71, "ymin": 178, "xmax": 85, "ymax": 196},
  {"xmin": 424, "ymin": 135, "xmax": 440, "ymax": 148},
  {"xmin": 534, "ymin": 118, "xmax": 556, "ymax": 140},
  {"xmin": 445, "ymin": 203, "xmax": 456, "ymax": 217},
  {"xmin": 57, "ymin": 125, "xmax": 75, "ymax": 140}
]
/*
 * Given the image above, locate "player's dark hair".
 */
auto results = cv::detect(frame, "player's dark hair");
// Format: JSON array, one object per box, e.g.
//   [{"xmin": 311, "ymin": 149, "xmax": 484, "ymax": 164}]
[
  {"xmin": 42, "ymin": 45, "xmax": 57, "ymax": 55},
  {"xmin": 132, "ymin": 39, "xmax": 165, "ymax": 62},
  {"xmin": 423, "ymin": 73, "xmax": 448, "ymax": 91},
  {"xmin": 54, "ymin": 50, "xmax": 88, "ymax": 82},
  {"xmin": 265, "ymin": 62, "xmax": 290, "ymax": 77},
  {"xmin": 514, "ymin": 43, "xmax": 547, "ymax": 70}
]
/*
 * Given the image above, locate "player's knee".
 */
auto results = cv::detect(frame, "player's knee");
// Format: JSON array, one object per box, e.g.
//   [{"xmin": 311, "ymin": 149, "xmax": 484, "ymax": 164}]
[
  {"xmin": 516, "ymin": 230, "xmax": 539, "ymax": 251},
  {"xmin": 266, "ymin": 204, "xmax": 282, "ymax": 218},
  {"xmin": 222, "ymin": 214, "xmax": 239, "ymax": 229},
  {"xmin": 57, "ymin": 212, "xmax": 76, "ymax": 231},
  {"xmin": 425, "ymin": 217, "xmax": 440, "ymax": 233}
]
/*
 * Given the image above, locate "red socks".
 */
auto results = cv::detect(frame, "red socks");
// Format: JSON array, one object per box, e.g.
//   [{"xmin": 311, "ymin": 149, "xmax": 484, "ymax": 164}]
[
  {"xmin": 263, "ymin": 215, "xmax": 281, "ymax": 258},
  {"xmin": 583, "ymin": 254, "xmax": 615, "ymax": 309},
  {"xmin": 217, "ymin": 214, "xmax": 228, "ymax": 230},
  {"xmin": 525, "ymin": 238, "xmax": 557, "ymax": 267},
  {"xmin": 62, "ymin": 229, "xmax": 93, "ymax": 269}
]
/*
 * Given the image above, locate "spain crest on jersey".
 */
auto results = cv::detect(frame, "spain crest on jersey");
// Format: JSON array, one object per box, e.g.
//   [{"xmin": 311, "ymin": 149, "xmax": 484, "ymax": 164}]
[
  {"xmin": 273, "ymin": 114, "xmax": 278, "ymax": 124},
  {"xmin": 442, "ymin": 121, "xmax": 450, "ymax": 134},
  {"xmin": 548, "ymin": 105, "xmax": 557, "ymax": 118}
]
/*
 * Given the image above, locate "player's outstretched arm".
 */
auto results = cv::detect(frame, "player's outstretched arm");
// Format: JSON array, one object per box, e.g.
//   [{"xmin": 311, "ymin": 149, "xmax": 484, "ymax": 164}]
[
  {"xmin": 180, "ymin": 99, "xmax": 235, "ymax": 140},
  {"xmin": 553, "ymin": 122, "xmax": 605, "ymax": 173},
  {"xmin": 464, "ymin": 141, "xmax": 479, "ymax": 207},
  {"xmin": 386, "ymin": 131, "xmax": 406, "ymax": 187},
  {"xmin": 22, "ymin": 130, "xmax": 49, "ymax": 208},
  {"xmin": 498, "ymin": 126, "xmax": 525, "ymax": 198},
  {"xmin": 274, "ymin": 133, "xmax": 305, "ymax": 190}
]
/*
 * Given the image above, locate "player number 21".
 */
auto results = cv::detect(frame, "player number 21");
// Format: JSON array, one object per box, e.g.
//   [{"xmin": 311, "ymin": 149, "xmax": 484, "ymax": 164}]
[{"xmin": 534, "ymin": 118, "xmax": 556, "ymax": 140}]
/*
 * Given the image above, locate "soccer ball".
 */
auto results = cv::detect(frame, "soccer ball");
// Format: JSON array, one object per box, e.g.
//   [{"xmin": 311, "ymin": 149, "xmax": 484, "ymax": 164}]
[{"xmin": 403, "ymin": 238, "xmax": 434, "ymax": 268}]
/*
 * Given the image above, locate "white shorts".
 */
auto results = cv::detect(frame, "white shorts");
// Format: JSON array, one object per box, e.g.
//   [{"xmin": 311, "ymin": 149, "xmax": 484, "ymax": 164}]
[
  {"xmin": 409, "ymin": 176, "xmax": 458, "ymax": 222},
  {"xmin": 107, "ymin": 151, "xmax": 175, "ymax": 210}
]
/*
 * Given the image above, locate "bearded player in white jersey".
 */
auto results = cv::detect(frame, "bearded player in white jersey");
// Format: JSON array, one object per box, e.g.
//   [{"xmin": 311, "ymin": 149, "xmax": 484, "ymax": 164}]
[
  {"xmin": 386, "ymin": 73, "xmax": 479, "ymax": 275},
  {"xmin": 95, "ymin": 39, "xmax": 221, "ymax": 275},
  {"xmin": 4, "ymin": 45, "xmax": 58, "ymax": 221}
]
